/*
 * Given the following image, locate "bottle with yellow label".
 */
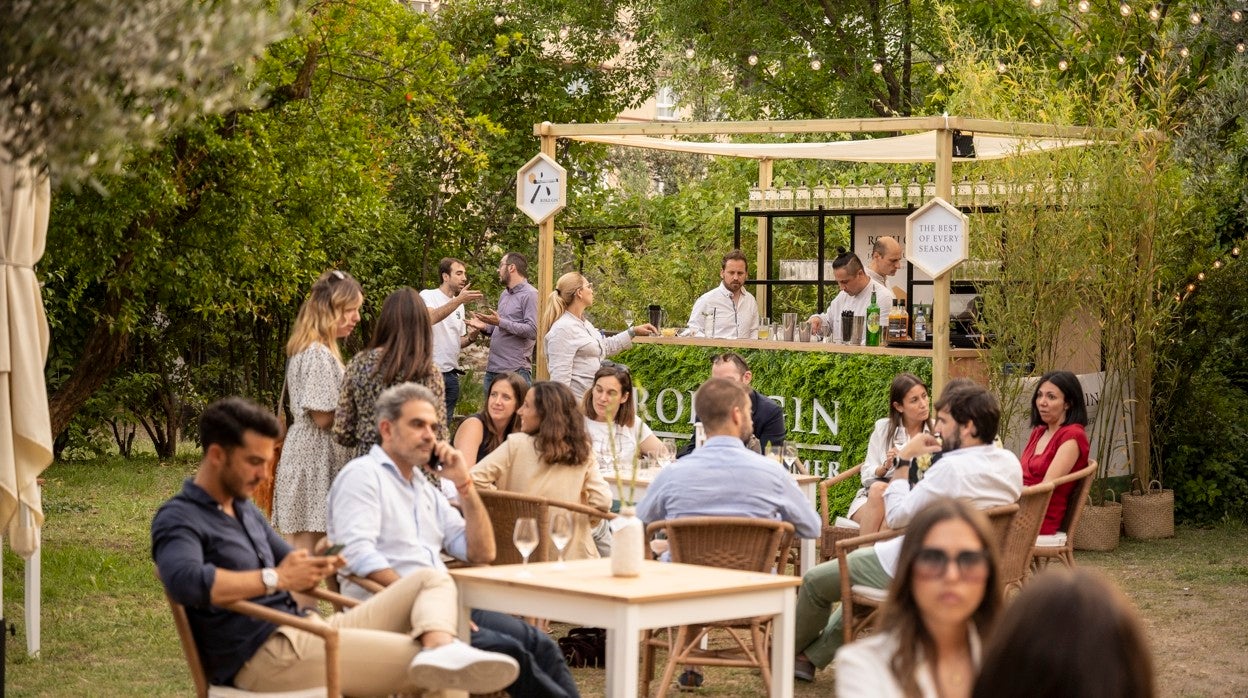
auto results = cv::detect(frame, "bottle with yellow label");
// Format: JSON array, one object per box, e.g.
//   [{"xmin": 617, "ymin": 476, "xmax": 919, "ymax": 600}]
[{"xmin": 865, "ymin": 291, "xmax": 881, "ymax": 346}]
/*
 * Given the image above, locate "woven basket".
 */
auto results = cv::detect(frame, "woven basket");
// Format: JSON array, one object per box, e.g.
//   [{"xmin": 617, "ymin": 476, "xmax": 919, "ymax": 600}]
[
  {"xmin": 1122, "ymin": 479, "xmax": 1175, "ymax": 540},
  {"xmin": 1074, "ymin": 489, "xmax": 1121, "ymax": 552}
]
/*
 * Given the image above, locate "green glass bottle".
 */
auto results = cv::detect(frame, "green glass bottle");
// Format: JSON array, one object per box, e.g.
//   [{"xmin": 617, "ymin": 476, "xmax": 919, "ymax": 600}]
[{"xmin": 865, "ymin": 291, "xmax": 881, "ymax": 346}]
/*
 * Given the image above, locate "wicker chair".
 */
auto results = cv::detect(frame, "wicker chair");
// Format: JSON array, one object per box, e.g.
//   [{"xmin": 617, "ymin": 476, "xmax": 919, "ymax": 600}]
[
  {"xmin": 999, "ymin": 482, "xmax": 1055, "ymax": 594},
  {"xmin": 477, "ymin": 489, "xmax": 614, "ymax": 565},
  {"xmin": 639, "ymin": 517, "xmax": 795, "ymax": 698},
  {"xmin": 836, "ymin": 502, "xmax": 1019, "ymax": 644},
  {"xmin": 817, "ymin": 464, "xmax": 864, "ymax": 563},
  {"xmin": 1030, "ymin": 461, "xmax": 1098, "ymax": 570},
  {"xmin": 162, "ymin": 574, "xmax": 360, "ymax": 698}
]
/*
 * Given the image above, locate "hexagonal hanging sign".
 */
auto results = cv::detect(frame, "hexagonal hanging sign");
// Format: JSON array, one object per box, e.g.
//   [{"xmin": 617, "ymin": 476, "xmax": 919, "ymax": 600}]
[
  {"xmin": 516, "ymin": 152, "xmax": 567, "ymax": 225},
  {"xmin": 905, "ymin": 197, "xmax": 969, "ymax": 278}
]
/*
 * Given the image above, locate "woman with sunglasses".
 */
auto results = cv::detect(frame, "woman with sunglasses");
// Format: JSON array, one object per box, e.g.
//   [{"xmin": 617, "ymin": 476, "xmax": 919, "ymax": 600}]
[
  {"xmin": 582, "ymin": 363, "xmax": 665, "ymax": 472},
  {"xmin": 542, "ymin": 272, "xmax": 657, "ymax": 401},
  {"xmin": 834, "ymin": 498, "xmax": 1003, "ymax": 698}
]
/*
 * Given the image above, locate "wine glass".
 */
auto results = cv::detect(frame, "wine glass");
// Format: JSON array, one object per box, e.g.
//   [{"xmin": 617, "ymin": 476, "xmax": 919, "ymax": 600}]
[
  {"xmin": 513, "ymin": 517, "xmax": 539, "ymax": 576},
  {"xmin": 549, "ymin": 512, "xmax": 572, "ymax": 568},
  {"xmin": 623, "ymin": 309, "xmax": 635, "ymax": 329},
  {"xmin": 766, "ymin": 444, "xmax": 784, "ymax": 465},
  {"xmin": 660, "ymin": 438, "xmax": 677, "ymax": 466},
  {"xmin": 781, "ymin": 444, "xmax": 800, "ymax": 474}
]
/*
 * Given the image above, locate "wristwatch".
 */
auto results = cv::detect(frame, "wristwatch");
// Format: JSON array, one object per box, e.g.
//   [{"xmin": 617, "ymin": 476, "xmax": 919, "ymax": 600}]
[{"xmin": 261, "ymin": 567, "xmax": 279, "ymax": 595}]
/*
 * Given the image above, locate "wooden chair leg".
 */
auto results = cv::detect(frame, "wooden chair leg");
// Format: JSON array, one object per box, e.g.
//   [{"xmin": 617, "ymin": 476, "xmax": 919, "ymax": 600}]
[
  {"xmin": 640, "ymin": 629, "xmax": 657, "ymax": 697},
  {"xmin": 655, "ymin": 625, "xmax": 690, "ymax": 698},
  {"xmin": 753, "ymin": 621, "xmax": 771, "ymax": 691}
]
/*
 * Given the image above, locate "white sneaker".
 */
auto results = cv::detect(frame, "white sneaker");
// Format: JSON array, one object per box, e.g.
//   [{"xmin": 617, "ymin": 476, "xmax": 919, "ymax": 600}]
[{"xmin": 407, "ymin": 640, "xmax": 519, "ymax": 693}]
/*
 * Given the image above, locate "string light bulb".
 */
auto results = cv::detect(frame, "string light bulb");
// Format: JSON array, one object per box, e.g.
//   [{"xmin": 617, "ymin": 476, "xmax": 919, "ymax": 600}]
[
  {"xmin": 810, "ymin": 57, "xmax": 822, "ymax": 70},
  {"xmin": 748, "ymin": 53, "xmax": 759, "ymax": 66},
  {"xmin": 1213, "ymin": 260, "xmax": 1224, "ymax": 269},
  {"xmin": 685, "ymin": 46, "xmax": 696, "ymax": 59},
  {"xmin": 493, "ymin": 12, "xmax": 505, "ymax": 25},
  {"xmin": 1116, "ymin": 53, "xmax": 1127, "ymax": 64},
  {"xmin": 872, "ymin": 60, "xmax": 883, "ymax": 73},
  {"xmin": 1120, "ymin": 2, "xmax": 1132, "ymax": 16},
  {"xmin": 1148, "ymin": 6, "xmax": 1161, "ymax": 20},
  {"xmin": 997, "ymin": 61, "xmax": 1008, "ymax": 73},
  {"xmin": 1078, "ymin": 0, "xmax": 1091, "ymax": 12},
  {"xmin": 1238, "ymin": 42, "xmax": 1246, "ymax": 53},
  {"xmin": 1187, "ymin": 283, "xmax": 1197, "ymax": 292},
  {"xmin": 558, "ymin": 25, "xmax": 570, "ymax": 40},
  {"xmin": 1233, "ymin": 246, "xmax": 1242, "ymax": 258},
  {"xmin": 1197, "ymin": 272, "xmax": 1207, "ymax": 281},
  {"xmin": 1189, "ymin": 11, "xmax": 1201, "ymax": 24},
  {"xmin": 1030, "ymin": 0, "xmax": 1043, "ymax": 7},
  {"xmin": 1058, "ymin": 59, "xmax": 1069, "ymax": 70},
  {"xmin": 935, "ymin": 62, "xmax": 946, "ymax": 74},
  {"xmin": 1180, "ymin": 46, "xmax": 1190, "ymax": 57},
  {"xmin": 1233, "ymin": 10, "xmax": 1244, "ymax": 22}
]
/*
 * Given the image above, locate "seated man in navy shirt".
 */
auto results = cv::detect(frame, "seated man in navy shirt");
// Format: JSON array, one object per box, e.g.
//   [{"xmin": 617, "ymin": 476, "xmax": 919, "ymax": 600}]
[
  {"xmin": 679, "ymin": 352, "xmax": 786, "ymax": 455},
  {"xmin": 151, "ymin": 397, "xmax": 517, "ymax": 695}
]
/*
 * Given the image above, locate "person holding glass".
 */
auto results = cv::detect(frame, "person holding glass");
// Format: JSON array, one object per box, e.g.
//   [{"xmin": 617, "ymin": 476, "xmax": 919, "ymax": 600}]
[
  {"xmin": 848, "ymin": 372, "xmax": 934, "ymax": 534},
  {"xmin": 542, "ymin": 272, "xmax": 657, "ymax": 401},
  {"xmin": 1020, "ymin": 370, "xmax": 1090, "ymax": 536},
  {"xmin": 334, "ymin": 288, "xmax": 447, "ymax": 458},
  {"xmin": 272, "ymin": 270, "xmax": 363, "ymax": 557},
  {"xmin": 833, "ymin": 498, "xmax": 1004, "ymax": 698},
  {"xmin": 471, "ymin": 381, "xmax": 612, "ymax": 560}
]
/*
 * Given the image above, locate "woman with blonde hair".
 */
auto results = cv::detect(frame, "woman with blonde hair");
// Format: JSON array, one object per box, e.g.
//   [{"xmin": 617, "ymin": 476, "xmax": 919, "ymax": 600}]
[
  {"xmin": 335, "ymin": 287, "xmax": 447, "ymax": 457},
  {"xmin": 542, "ymin": 272, "xmax": 656, "ymax": 401},
  {"xmin": 272, "ymin": 270, "xmax": 363, "ymax": 554},
  {"xmin": 834, "ymin": 498, "xmax": 1003, "ymax": 698},
  {"xmin": 471, "ymin": 381, "xmax": 612, "ymax": 560}
]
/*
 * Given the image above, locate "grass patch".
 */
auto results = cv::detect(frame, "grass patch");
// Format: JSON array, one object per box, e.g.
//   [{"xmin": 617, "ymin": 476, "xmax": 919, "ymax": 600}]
[{"xmin": 5, "ymin": 456, "xmax": 1247, "ymax": 696}]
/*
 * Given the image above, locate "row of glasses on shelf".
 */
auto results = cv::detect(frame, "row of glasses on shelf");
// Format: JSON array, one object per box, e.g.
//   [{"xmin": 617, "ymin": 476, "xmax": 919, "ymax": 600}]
[{"xmin": 746, "ymin": 177, "xmax": 1092, "ymax": 211}]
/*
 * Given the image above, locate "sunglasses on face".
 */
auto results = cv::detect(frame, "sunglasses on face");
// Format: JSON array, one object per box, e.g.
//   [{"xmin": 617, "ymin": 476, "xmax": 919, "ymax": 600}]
[{"xmin": 914, "ymin": 548, "xmax": 989, "ymax": 581}]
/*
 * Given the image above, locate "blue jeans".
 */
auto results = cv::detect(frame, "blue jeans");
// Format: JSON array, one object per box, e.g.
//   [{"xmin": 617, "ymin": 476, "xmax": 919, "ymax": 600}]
[
  {"xmin": 483, "ymin": 368, "xmax": 532, "ymax": 400},
  {"xmin": 442, "ymin": 370, "xmax": 461, "ymax": 418}
]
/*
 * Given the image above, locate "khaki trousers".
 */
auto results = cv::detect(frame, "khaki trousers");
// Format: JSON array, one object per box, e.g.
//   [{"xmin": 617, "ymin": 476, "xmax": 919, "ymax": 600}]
[{"xmin": 234, "ymin": 569, "xmax": 459, "ymax": 695}]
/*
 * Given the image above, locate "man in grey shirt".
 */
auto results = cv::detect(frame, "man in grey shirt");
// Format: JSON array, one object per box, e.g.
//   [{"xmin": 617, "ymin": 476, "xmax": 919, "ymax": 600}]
[{"xmin": 470, "ymin": 252, "xmax": 537, "ymax": 398}]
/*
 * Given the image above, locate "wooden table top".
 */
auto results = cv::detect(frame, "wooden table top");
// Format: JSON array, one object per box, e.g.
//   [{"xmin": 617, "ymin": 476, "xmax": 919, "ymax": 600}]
[{"xmin": 448, "ymin": 558, "xmax": 800, "ymax": 604}]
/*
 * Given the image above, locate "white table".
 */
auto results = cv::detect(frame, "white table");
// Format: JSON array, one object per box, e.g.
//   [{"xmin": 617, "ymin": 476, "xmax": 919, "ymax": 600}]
[
  {"xmin": 449, "ymin": 558, "xmax": 801, "ymax": 697},
  {"xmin": 614, "ymin": 470, "xmax": 823, "ymax": 574}
]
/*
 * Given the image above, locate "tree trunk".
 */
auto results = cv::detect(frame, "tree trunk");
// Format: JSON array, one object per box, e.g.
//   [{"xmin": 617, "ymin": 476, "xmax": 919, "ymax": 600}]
[{"xmin": 47, "ymin": 293, "xmax": 131, "ymax": 438}]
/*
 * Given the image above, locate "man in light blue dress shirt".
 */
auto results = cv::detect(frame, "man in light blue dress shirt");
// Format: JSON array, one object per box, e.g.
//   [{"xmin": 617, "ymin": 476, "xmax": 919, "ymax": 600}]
[{"xmin": 328, "ymin": 382, "xmax": 579, "ymax": 697}]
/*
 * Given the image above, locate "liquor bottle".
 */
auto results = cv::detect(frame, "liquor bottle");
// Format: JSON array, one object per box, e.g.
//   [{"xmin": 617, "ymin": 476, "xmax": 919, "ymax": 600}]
[
  {"xmin": 897, "ymin": 300, "xmax": 910, "ymax": 341},
  {"xmin": 914, "ymin": 305, "xmax": 928, "ymax": 342},
  {"xmin": 885, "ymin": 300, "xmax": 900, "ymax": 344},
  {"xmin": 865, "ymin": 291, "xmax": 881, "ymax": 346}
]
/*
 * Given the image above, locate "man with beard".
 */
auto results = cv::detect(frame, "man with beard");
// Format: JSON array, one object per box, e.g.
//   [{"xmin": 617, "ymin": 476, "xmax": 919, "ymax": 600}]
[
  {"xmin": 686, "ymin": 249, "xmax": 760, "ymax": 339},
  {"xmin": 472, "ymin": 252, "xmax": 538, "ymax": 399},
  {"xmin": 790, "ymin": 382, "xmax": 1023, "ymax": 683},
  {"xmin": 422, "ymin": 257, "xmax": 485, "ymax": 418},
  {"xmin": 328, "ymin": 383, "xmax": 581, "ymax": 698},
  {"xmin": 152, "ymin": 397, "xmax": 517, "ymax": 694}
]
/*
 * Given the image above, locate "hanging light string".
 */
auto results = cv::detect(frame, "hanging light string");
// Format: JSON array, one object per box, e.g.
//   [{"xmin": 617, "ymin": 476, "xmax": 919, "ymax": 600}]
[{"xmin": 1176, "ymin": 244, "xmax": 1242, "ymax": 303}]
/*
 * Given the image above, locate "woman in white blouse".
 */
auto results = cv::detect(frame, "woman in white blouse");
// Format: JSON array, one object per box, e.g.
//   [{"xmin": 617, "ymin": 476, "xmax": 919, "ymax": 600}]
[
  {"xmin": 542, "ymin": 272, "xmax": 656, "ymax": 401},
  {"xmin": 850, "ymin": 372, "xmax": 933, "ymax": 533},
  {"xmin": 834, "ymin": 498, "xmax": 1003, "ymax": 698}
]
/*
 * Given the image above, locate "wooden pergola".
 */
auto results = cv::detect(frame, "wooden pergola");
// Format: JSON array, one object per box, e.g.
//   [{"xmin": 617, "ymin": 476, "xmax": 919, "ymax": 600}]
[{"xmin": 530, "ymin": 116, "xmax": 1117, "ymax": 394}]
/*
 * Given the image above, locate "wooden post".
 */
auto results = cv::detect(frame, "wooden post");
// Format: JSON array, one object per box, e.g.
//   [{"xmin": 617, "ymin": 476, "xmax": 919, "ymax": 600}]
[
  {"xmin": 932, "ymin": 129, "xmax": 953, "ymax": 396},
  {"xmin": 535, "ymin": 132, "xmax": 557, "ymax": 380},
  {"xmin": 756, "ymin": 159, "xmax": 773, "ymax": 320}
]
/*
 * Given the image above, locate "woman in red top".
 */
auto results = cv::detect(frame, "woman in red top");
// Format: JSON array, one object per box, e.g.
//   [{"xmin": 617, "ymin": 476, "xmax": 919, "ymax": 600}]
[{"xmin": 1021, "ymin": 371, "xmax": 1090, "ymax": 535}]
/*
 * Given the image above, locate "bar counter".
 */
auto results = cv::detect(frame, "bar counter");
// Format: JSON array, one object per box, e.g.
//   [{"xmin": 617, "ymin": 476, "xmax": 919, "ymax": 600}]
[{"xmin": 632, "ymin": 335, "xmax": 983, "ymax": 359}]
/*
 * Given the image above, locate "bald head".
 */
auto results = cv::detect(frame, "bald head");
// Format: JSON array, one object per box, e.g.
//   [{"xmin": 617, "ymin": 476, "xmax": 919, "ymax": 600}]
[{"xmin": 870, "ymin": 236, "xmax": 903, "ymax": 279}]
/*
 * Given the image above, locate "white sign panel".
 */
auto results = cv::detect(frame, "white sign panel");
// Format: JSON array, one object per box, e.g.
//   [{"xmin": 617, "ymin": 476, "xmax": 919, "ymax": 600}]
[
  {"xmin": 905, "ymin": 198, "xmax": 968, "ymax": 278},
  {"xmin": 516, "ymin": 152, "xmax": 567, "ymax": 225}
]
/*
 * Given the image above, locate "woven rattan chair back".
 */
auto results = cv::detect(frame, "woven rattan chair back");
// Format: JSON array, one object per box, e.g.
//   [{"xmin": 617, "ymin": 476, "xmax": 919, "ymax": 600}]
[
  {"xmin": 658, "ymin": 516, "xmax": 792, "ymax": 572},
  {"xmin": 478, "ymin": 489, "xmax": 552, "ymax": 565},
  {"xmin": 1000, "ymin": 482, "xmax": 1055, "ymax": 593},
  {"xmin": 1031, "ymin": 461, "xmax": 1098, "ymax": 569}
]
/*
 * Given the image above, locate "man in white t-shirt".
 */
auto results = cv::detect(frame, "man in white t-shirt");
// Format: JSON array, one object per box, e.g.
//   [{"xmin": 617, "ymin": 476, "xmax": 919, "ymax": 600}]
[
  {"xmin": 807, "ymin": 249, "xmax": 894, "ymax": 345},
  {"xmin": 421, "ymin": 257, "xmax": 484, "ymax": 418},
  {"xmin": 790, "ymin": 381, "xmax": 1023, "ymax": 682}
]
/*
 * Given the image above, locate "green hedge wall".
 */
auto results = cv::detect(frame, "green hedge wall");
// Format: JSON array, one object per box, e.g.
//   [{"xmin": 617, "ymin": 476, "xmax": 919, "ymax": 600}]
[{"xmin": 615, "ymin": 344, "xmax": 932, "ymax": 478}]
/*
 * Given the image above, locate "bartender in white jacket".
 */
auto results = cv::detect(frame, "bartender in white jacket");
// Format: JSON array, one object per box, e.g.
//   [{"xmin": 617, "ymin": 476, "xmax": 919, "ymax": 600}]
[{"xmin": 808, "ymin": 249, "xmax": 894, "ymax": 345}]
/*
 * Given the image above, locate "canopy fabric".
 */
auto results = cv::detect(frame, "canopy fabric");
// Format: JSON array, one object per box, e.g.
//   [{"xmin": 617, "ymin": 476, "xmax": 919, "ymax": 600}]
[
  {"xmin": 568, "ymin": 130, "xmax": 1097, "ymax": 162},
  {"xmin": 0, "ymin": 159, "xmax": 53, "ymax": 558}
]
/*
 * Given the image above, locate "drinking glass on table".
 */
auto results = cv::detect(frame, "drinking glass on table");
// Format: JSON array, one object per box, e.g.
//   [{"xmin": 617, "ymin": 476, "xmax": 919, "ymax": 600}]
[
  {"xmin": 660, "ymin": 438, "xmax": 677, "ymax": 465},
  {"xmin": 513, "ymin": 517, "xmax": 539, "ymax": 576},
  {"xmin": 623, "ymin": 309, "xmax": 635, "ymax": 328},
  {"xmin": 549, "ymin": 512, "xmax": 572, "ymax": 569},
  {"xmin": 781, "ymin": 443, "xmax": 800, "ymax": 474},
  {"xmin": 766, "ymin": 444, "xmax": 784, "ymax": 465}
]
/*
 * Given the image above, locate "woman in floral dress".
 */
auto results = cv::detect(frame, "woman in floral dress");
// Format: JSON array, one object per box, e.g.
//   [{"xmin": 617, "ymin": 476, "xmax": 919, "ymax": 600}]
[
  {"xmin": 335, "ymin": 287, "xmax": 447, "ymax": 457},
  {"xmin": 272, "ymin": 270, "xmax": 363, "ymax": 554}
]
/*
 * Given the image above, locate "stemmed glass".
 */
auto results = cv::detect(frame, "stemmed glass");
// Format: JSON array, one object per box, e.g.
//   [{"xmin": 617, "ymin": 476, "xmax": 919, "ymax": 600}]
[
  {"xmin": 623, "ymin": 309, "xmax": 635, "ymax": 329},
  {"xmin": 550, "ymin": 512, "xmax": 572, "ymax": 569},
  {"xmin": 766, "ymin": 444, "xmax": 784, "ymax": 465},
  {"xmin": 781, "ymin": 444, "xmax": 800, "ymax": 474},
  {"xmin": 513, "ymin": 517, "xmax": 539, "ymax": 576},
  {"xmin": 660, "ymin": 438, "xmax": 677, "ymax": 466}
]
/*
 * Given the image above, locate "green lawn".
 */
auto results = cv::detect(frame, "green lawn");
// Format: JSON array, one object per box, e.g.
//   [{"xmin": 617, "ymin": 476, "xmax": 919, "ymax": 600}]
[{"xmin": 5, "ymin": 456, "xmax": 1247, "ymax": 696}]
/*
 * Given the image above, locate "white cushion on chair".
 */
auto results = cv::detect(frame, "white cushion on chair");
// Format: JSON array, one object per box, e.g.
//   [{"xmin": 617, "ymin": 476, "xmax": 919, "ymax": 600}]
[
  {"xmin": 209, "ymin": 686, "xmax": 328, "ymax": 697},
  {"xmin": 1034, "ymin": 533, "xmax": 1068, "ymax": 548},
  {"xmin": 850, "ymin": 585, "xmax": 889, "ymax": 602}
]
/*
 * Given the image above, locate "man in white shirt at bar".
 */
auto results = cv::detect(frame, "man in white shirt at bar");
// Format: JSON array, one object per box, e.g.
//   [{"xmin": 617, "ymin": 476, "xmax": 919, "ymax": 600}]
[
  {"xmin": 686, "ymin": 249, "xmax": 760, "ymax": 339},
  {"xmin": 790, "ymin": 381, "xmax": 1023, "ymax": 682},
  {"xmin": 807, "ymin": 249, "xmax": 894, "ymax": 345},
  {"xmin": 421, "ymin": 257, "xmax": 484, "ymax": 418},
  {"xmin": 866, "ymin": 236, "xmax": 904, "ymax": 296}
]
